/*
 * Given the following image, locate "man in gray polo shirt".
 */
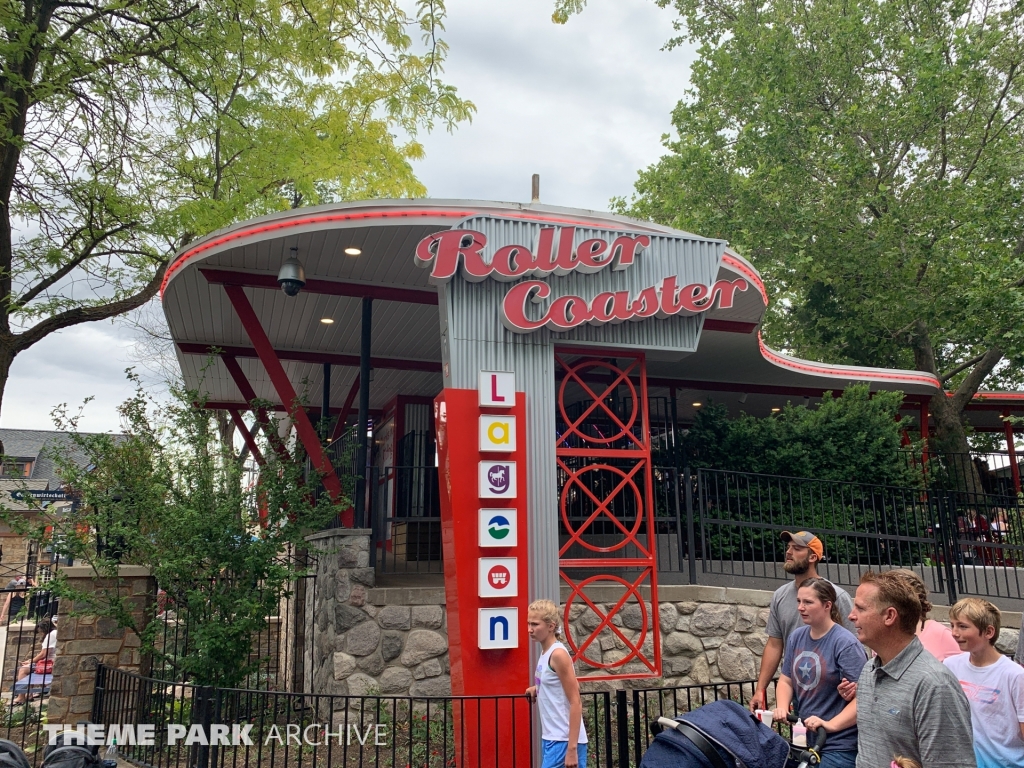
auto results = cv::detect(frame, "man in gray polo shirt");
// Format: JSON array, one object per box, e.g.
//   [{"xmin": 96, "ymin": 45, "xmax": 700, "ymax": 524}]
[
  {"xmin": 850, "ymin": 569, "xmax": 975, "ymax": 768},
  {"xmin": 749, "ymin": 530, "xmax": 855, "ymax": 713}
]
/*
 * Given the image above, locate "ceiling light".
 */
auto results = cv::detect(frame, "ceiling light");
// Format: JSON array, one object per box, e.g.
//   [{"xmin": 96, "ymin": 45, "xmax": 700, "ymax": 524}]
[
  {"xmin": 692, "ymin": 402, "xmax": 702, "ymax": 407},
  {"xmin": 320, "ymin": 318, "xmax": 334, "ymax": 324},
  {"xmin": 771, "ymin": 407, "xmax": 781, "ymax": 413},
  {"xmin": 344, "ymin": 247, "xmax": 362, "ymax": 256}
]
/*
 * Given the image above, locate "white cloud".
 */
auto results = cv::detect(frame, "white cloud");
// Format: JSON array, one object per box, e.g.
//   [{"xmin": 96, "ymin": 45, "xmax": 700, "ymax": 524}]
[
  {"xmin": 1, "ymin": 323, "xmax": 142, "ymax": 433},
  {"xmin": 413, "ymin": 0, "xmax": 693, "ymax": 210}
]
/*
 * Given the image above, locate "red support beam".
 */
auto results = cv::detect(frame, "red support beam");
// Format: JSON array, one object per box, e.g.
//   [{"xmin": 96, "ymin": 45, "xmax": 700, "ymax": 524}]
[
  {"xmin": 178, "ymin": 342, "xmax": 441, "ymax": 373},
  {"xmin": 228, "ymin": 408, "xmax": 265, "ymax": 466},
  {"xmin": 331, "ymin": 376, "xmax": 361, "ymax": 443},
  {"xmin": 223, "ymin": 284, "xmax": 350, "ymax": 524},
  {"xmin": 647, "ymin": 377, "xmax": 845, "ymax": 399},
  {"xmin": 1004, "ymin": 412, "xmax": 1021, "ymax": 495},
  {"xmin": 220, "ymin": 355, "xmax": 292, "ymax": 462},
  {"xmin": 201, "ymin": 268, "xmax": 438, "ymax": 305}
]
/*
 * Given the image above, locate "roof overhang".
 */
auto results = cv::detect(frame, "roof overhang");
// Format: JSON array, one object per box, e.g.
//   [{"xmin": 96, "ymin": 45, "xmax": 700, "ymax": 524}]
[{"xmin": 162, "ymin": 199, "xmax": 948, "ymax": 418}]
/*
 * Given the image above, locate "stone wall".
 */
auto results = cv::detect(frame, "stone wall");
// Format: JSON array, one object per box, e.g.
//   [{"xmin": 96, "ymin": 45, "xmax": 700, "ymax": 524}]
[
  {"xmin": 305, "ymin": 530, "xmax": 451, "ymax": 701},
  {"xmin": 303, "ymin": 539, "xmax": 1024, "ymax": 697},
  {"xmin": 47, "ymin": 565, "xmax": 155, "ymax": 722},
  {"xmin": 566, "ymin": 586, "xmax": 771, "ymax": 689}
]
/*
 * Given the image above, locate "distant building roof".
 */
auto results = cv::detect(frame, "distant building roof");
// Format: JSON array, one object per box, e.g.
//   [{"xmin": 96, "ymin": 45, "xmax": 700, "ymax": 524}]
[{"xmin": 0, "ymin": 428, "xmax": 114, "ymax": 487}]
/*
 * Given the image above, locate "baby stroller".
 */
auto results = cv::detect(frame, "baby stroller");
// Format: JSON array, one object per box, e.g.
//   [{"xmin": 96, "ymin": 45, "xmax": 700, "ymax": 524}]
[{"xmin": 639, "ymin": 700, "xmax": 828, "ymax": 768}]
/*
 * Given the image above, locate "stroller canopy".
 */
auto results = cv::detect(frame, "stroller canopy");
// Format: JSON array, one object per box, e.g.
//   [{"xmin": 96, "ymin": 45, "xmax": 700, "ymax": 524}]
[{"xmin": 640, "ymin": 699, "xmax": 790, "ymax": 768}]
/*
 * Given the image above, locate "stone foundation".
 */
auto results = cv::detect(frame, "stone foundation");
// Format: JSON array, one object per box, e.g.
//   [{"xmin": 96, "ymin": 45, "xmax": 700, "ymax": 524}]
[
  {"xmin": 305, "ymin": 530, "xmax": 450, "ymax": 701},
  {"xmin": 304, "ymin": 538, "xmax": 1023, "ymax": 696}
]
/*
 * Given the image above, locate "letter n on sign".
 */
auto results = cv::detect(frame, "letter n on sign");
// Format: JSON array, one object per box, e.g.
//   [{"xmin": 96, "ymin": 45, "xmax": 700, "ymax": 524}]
[{"xmin": 478, "ymin": 608, "xmax": 518, "ymax": 649}]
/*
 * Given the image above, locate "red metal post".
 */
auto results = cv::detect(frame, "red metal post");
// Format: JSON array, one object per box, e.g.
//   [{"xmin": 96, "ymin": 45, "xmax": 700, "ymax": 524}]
[
  {"xmin": 228, "ymin": 408, "xmax": 265, "ymax": 466},
  {"xmin": 221, "ymin": 355, "xmax": 291, "ymax": 462},
  {"xmin": 223, "ymin": 284, "xmax": 351, "ymax": 524},
  {"xmin": 330, "ymin": 376, "xmax": 361, "ymax": 443},
  {"xmin": 1004, "ymin": 413, "xmax": 1021, "ymax": 495}
]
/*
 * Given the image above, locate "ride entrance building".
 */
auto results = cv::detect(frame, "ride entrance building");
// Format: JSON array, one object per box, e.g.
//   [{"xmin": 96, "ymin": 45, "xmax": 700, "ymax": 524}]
[{"xmin": 160, "ymin": 199, "xmax": 1021, "ymax": 712}]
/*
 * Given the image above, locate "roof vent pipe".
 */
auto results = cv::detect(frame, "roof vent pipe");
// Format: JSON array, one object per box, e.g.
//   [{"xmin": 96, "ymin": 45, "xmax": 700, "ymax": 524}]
[{"xmin": 531, "ymin": 174, "xmax": 540, "ymax": 203}]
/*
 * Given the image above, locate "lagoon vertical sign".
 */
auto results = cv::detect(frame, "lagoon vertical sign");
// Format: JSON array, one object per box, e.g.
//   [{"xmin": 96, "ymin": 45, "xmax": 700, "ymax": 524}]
[{"xmin": 435, "ymin": 374, "xmax": 531, "ymax": 766}]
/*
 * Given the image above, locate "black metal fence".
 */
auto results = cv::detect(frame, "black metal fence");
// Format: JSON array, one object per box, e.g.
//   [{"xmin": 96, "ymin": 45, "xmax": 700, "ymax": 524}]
[
  {"xmin": 152, "ymin": 547, "xmax": 317, "ymax": 692},
  {"xmin": 368, "ymin": 466, "xmax": 443, "ymax": 575},
  {"xmin": 693, "ymin": 467, "xmax": 1024, "ymax": 603},
  {"xmin": 0, "ymin": 570, "xmax": 61, "ymax": 761},
  {"xmin": 91, "ymin": 665, "xmax": 774, "ymax": 768},
  {"xmin": 899, "ymin": 448, "xmax": 1023, "ymax": 497}
]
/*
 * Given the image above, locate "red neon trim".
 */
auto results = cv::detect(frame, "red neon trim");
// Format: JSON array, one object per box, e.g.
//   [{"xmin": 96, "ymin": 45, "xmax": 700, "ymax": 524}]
[
  {"xmin": 721, "ymin": 253, "xmax": 768, "ymax": 305},
  {"xmin": 758, "ymin": 333, "xmax": 942, "ymax": 388},
  {"xmin": 162, "ymin": 206, "xmax": 717, "ymax": 298},
  {"xmin": 964, "ymin": 391, "xmax": 1024, "ymax": 401},
  {"xmin": 162, "ymin": 210, "xmax": 475, "ymax": 297}
]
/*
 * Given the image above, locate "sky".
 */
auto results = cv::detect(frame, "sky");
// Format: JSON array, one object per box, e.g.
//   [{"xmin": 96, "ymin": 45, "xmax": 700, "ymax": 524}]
[{"xmin": 0, "ymin": 0, "xmax": 694, "ymax": 434}]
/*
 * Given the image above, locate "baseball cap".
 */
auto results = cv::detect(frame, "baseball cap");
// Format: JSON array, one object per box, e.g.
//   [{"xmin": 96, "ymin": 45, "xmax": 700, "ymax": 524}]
[{"xmin": 781, "ymin": 531, "xmax": 823, "ymax": 558}]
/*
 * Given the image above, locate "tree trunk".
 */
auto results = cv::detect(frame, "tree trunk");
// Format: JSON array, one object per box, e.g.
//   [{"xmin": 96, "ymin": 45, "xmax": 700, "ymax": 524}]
[
  {"xmin": 0, "ymin": 341, "xmax": 14, "ymax": 447},
  {"xmin": 908, "ymin": 320, "xmax": 1003, "ymax": 494}
]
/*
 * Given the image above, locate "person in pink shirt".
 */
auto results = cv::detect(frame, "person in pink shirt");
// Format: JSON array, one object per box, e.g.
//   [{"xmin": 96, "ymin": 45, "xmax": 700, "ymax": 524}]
[{"xmin": 910, "ymin": 574, "xmax": 960, "ymax": 661}]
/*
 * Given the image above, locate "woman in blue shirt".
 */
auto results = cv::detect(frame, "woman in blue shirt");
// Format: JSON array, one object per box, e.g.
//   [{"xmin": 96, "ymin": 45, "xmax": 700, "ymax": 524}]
[{"xmin": 772, "ymin": 577, "xmax": 866, "ymax": 768}]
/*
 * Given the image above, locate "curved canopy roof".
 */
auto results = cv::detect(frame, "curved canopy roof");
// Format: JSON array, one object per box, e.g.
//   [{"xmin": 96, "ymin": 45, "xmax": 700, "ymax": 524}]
[{"xmin": 162, "ymin": 199, "xmax": 954, "ymax": 421}]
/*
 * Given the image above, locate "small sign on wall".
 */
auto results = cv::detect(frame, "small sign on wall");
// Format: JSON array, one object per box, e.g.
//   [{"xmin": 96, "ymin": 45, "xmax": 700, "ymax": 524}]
[
  {"xmin": 479, "ymin": 371, "xmax": 515, "ymax": 407},
  {"xmin": 479, "ymin": 415, "xmax": 516, "ymax": 452},
  {"xmin": 478, "ymin": 608, "xmax": 518, "ymax": 649},
  {"xmin": 479, "ymin": 461, "xmax": 516, "ymax": 498},
  {"xmin": 479, "ymin": 557, "xmax": 518, "ymax": 598},
  {"xmin": 479, "ymin": 509, "xmax": 517, "ymax": 547}
]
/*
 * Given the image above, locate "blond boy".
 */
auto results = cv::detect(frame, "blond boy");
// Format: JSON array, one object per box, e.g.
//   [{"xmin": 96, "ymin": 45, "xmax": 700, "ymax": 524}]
[{"xmin": 944, "ymin": 597, "xmax": 1024, "ymax": 768}]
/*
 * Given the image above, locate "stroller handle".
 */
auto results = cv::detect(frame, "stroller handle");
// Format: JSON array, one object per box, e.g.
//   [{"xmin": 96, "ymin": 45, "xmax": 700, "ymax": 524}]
[{"xmin": 785, "ymin": 713, "xmax": 828, "ymax": 765}]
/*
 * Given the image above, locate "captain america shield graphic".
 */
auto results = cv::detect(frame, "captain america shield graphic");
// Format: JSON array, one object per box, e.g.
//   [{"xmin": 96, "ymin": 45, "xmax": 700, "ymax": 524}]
[{"xmin": 793, "ymin": 650, "xmax": 822, "ymax": 692}]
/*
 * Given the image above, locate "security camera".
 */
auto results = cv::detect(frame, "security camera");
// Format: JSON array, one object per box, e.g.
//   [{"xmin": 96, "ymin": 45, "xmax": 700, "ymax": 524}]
[{"xmin": 277, "ymin": 253, "xmax": 306, "ymax": 297}]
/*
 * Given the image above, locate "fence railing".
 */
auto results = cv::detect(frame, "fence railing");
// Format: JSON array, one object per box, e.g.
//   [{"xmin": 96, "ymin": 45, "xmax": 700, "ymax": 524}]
[
  {"xmin": 91, "ymin": 665, "xmax": 773, "ymax": 768},
  {"xmin": 151, "ymin": 546, "xmax": 317, "ymax": 692},
  {"xmin": 363, "ymin": 461, "xmax": 1024, "ymax": 602},
  {"xmin": 693, "ymin": 467, "xmax": 1024, "ymax": 603},
  {"xmin": 899, "ymin": 448, "xmax": 1023, "ymax": 496},
  {"xmin": 368, "ymin": 465, "xmax": 443, "ymax": 575}
]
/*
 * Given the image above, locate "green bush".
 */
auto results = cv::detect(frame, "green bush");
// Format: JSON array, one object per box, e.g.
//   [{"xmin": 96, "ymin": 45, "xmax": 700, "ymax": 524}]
[{"xmin": 666, "ymin": 384, "xmax": 922, "ymax": 487}]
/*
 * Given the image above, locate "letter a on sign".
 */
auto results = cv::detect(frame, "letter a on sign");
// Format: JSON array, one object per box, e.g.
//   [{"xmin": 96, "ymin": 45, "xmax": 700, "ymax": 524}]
[
  {"xmin": 479, "ymin": 415, "xmax": 516, "ymax": 452},
  {"xmin": 479, "ymin": 371, "xmax": 515, "ymax": 407},
  {"xmin": 478, "ymin": 608, "xmax": 518, "ymax": 649}
]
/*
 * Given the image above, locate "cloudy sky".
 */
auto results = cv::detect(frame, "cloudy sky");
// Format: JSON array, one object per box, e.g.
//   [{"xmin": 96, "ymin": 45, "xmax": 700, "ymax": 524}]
[{"xmin": 1, "ymin": 0, "xmax": 694, "ymax": 434}]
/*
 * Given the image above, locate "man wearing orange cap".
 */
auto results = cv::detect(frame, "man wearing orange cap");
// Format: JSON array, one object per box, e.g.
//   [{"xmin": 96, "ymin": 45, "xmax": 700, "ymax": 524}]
[{"xmin": 749, "ymin": 531, "xmax": 856, "ymax": 713}]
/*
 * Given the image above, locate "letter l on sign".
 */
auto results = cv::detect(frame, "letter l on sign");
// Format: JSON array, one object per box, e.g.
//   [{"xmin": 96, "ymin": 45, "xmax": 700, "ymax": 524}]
[{"xmin": 479, "ymin": 371, "xmax": 515, "ymax": 408}]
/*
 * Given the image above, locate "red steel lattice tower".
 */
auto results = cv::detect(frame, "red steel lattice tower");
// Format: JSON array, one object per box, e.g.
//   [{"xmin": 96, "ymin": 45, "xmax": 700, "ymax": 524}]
[{"xmin": 555, "ymin": 349, "xmax": 661, "ymax": 680}]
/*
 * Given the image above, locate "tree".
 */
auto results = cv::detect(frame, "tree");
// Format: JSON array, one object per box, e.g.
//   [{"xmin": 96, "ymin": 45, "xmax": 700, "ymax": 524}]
[
  {"xmin": 0, "ymin": 0, "xmax": 473, "ymax": 432},
  {"xmin": 563, "ymin": 0, "xmax": 1024, "ymax": 473},
  {"xmin": 2, "ymin": 372, "xmax": 342, "ymax": 687}
]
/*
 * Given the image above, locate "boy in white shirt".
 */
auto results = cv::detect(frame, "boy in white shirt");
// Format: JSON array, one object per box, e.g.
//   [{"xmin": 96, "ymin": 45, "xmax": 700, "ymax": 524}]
[{"xmin": 944, "ymin": 597, "xmax": 1024, "ymax": 768}]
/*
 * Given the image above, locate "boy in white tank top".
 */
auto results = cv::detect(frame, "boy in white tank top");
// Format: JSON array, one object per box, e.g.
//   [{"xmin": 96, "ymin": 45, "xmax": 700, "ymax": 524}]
[{"xmin": 525, "ymin": 599, "xmax": 588, "ymax": 768}]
